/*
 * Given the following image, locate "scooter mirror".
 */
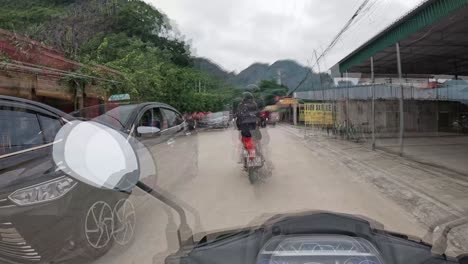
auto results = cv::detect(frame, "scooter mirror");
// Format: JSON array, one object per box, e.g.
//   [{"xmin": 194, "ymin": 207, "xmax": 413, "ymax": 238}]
[{"xmin": 52, "ymin": 120, "xmax": 139, "ymax": 192}]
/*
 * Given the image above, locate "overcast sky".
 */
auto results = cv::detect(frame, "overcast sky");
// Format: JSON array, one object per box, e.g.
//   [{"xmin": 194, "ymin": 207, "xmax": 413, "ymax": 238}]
[{"xmin": 149, "ymin": 0, "xmax": 425, "ymax": 73}]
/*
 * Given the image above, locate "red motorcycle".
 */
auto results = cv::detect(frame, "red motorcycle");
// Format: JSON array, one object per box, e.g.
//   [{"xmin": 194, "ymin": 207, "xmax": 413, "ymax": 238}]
[
  {"xmin": 259, "ymin": 111, "xmax": 269, "ymax": 128},
  {"xmin": 241, "ymin": 129, "xmax": 263, "ymax": 184}
]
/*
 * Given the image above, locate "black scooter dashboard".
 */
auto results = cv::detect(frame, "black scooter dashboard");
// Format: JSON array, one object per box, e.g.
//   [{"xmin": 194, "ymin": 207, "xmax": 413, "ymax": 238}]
[{"xmin": 165, "ymin": 212, "xmax": 462, "ymax": 264}]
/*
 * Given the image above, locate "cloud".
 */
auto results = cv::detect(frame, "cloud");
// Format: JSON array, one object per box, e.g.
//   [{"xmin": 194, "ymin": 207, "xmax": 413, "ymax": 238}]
[{"xmin": 149, "ymin": 0, "xmax": 425, "ymax": 72}]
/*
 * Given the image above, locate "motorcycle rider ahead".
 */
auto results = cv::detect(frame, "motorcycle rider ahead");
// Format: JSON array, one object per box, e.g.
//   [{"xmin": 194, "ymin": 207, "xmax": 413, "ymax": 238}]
[
  {"xmin": 235, "ymin": 92, "xmax": 270, "ymax": 183},
  {"xmin": 236, "ymin": 92, "xmax": 260, "ymax": 145}
]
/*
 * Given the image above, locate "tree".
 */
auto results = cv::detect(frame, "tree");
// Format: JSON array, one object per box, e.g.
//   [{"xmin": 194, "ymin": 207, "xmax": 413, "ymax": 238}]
[
  {"xmin": 256, "ymin": 79, "xmax": 288, "ymax": 106},
  {"xmin": 1, "ymin": 0, "xmax": 234, "ymax": 113}
]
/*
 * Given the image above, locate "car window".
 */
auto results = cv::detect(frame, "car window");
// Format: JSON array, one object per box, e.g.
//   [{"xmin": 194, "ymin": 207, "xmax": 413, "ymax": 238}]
[
  {"xmin": 139, "ymin": 108, "xmax": 167, "ymax": 130},
  {"xmin": 0, "ymin": 108, "xmax": 44, "ymax": 155},
  {"xmin": 175, "ymin": 112, "xmax": 184, "ymax": 125},
  {"xmin": 38, "ymin": 114, "xmax": 62, "ymax": 143},
  {"xmin": 162, "ymin": 108, "xmax": 183, "ymax": 128}
]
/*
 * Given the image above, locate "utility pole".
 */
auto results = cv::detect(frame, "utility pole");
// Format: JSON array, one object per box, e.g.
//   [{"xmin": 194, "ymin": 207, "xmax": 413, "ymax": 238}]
[
  {"xmin": 371, "ymin": 56, "xmax": 376, "ymax": 150},
  {"xmin": 198, "ymin": 80, "xmax": 201, "ymax": 93},
  {"xmin": 346, "ymin": 71, "xmax": 350, "ymax": 139},
  {"xmin": 436, "ymin": 77, "xmax": 439, "ymax": 137},
  {"xmin": 314, "ymin": 50, "xmax": 325, "ymax": 128},
  {"xmin": 396, "ymin": 42, "xmax": 404, "ymax": 156}
]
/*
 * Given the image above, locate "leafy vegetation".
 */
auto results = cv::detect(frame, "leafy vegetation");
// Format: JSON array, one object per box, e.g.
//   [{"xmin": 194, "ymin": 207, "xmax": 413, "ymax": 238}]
[
  {"xmin": 0, "ymin": 0, "xmax": 237, "ymax": 112},
  {"xmin": 231, "ymin": 79, "xmax": 288, "ymax": 113},
  {"xmin": 257, "ymin": 80, "xmax": 289, "ymax": 106}
]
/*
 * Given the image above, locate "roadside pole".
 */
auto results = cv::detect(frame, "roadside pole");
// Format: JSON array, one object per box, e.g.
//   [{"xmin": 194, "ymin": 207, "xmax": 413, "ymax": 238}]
[
  {"xmin": 333, "ymin": 86, "xmax": 336, "ymax": 138},
  {"xmin": 436, "ymin": 80, "xmax": 439, "ymax": 137},
  {"xmin": 304, "ymin": 113, "xmax": 307, "ymax": 138},
  {"xmin": 346, "ymin": 71, "xmax": 350, "ymax": 140},
  {"xmin": 371, "ymin": 56, "xmax": 376, "ymax": 150},
  {"xmin": 396, "ymin": 42, "xmax": 404, "ymax": 156},
  {"xmin": 304, "ymin": 101, "xmax": 307, "ymax": 138},
  {"xmin": 293, "ymin": 104, "xmax": 298, "ymax": 126},
  {"xmin": 314, "ymin": 50, "xmax": 325, "ymax": 132}
]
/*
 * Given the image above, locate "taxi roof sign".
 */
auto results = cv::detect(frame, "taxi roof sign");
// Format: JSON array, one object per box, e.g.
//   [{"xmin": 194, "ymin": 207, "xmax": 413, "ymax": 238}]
[{"xmin": 109, "ymin": 94, "xmax": 130, "ymax": 102}]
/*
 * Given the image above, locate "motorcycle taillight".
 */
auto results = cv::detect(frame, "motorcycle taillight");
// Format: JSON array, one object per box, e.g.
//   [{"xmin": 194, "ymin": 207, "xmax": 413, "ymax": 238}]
[
  {"xmin": 241, "ymin": 137, "xmax": 256, "ymax": 161},
  {"xmin": 248, "ymin": 149, "xmax": 256, "ymax": 160}
]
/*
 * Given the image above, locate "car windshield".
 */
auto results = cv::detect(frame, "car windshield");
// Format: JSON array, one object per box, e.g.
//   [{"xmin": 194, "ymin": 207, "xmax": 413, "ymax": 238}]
[
  {"xmin": 71, "ymin": 104, "xmax": 138, "ymax": 129},
  {"xmin": 2, "ymin": 0, "xmax": 468, "ymax": 264}
]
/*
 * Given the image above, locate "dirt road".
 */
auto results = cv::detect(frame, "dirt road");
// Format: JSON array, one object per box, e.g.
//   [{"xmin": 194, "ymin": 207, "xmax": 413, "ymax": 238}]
[{"xmin": 93, "ymin": 126, "xmax": 426, "ymax": 264}]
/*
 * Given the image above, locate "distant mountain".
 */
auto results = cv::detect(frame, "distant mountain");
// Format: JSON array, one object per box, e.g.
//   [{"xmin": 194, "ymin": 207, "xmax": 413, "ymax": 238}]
[
  {"xmin": 194, "ymin": 58, "xmax": 330, "ymax": 92},
  {"xmin": 193, "ymin": 58, "xmax": 235, "ymax": 80},
  {"xmin": 229, "ymin": 62, "xmax": 270, "ymax": 87},
  {"xmin": 232, "ymin": 60, "xmax": 320, "ymax": 91}
]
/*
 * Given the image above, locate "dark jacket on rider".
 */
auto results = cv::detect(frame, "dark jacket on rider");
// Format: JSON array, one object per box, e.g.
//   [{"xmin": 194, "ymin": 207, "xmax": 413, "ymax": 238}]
[
  {"xmin": 236, "ymin": 98, "xmax": 260, "ymax": 139},
  {"xmin": 236, "ymin": 98, "xmax": 259, "ymax": 125}
]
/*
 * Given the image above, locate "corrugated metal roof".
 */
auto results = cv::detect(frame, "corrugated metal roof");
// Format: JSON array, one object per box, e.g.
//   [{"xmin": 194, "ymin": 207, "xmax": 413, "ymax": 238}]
[{"xmin": 338, "ymin": 0, "xmax": 468, "ymax": 73}]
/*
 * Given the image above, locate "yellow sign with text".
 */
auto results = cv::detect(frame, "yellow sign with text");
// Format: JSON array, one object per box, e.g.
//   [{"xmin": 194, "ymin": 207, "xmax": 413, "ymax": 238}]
[
  {"xmin": 299, "ymin": 103, "xmax": 333, "ymax": 125},
  {"xmin": 278, "ymin": 98, "xmax": 299, "ymax": 105}
]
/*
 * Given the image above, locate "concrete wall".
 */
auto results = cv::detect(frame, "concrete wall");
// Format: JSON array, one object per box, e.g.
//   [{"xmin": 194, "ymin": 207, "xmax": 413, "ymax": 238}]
[{"xmin": 332, "ymin": 99, "xmax": 465, "ymax": 135}]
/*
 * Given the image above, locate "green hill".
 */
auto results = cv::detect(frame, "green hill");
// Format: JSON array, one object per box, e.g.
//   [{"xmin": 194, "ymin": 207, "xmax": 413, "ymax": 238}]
[{"xmin": 195, "ymin": 58, "xmax": 334, "ymax": 92}]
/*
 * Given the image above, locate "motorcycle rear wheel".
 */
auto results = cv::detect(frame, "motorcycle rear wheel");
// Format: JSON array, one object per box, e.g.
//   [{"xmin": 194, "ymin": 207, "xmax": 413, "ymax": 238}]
[{"xmin": 248, "ymin": 168, "xmax": 259, "ymax": 184}]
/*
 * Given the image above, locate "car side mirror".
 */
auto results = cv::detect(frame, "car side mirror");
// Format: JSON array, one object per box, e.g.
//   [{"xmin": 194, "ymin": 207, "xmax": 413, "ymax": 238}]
[
  {"xmin": 137, "ymin": 126, "xmax": 161, "ymax": 136},
  {"xmin": 52, "ymin": 120, "xmax": 139, "ymax": 192}
]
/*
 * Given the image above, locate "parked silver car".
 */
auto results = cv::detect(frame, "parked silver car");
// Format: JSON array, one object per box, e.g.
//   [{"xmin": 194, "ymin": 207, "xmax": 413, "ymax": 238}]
[{"xmin": 198, "ymin": 111, "xmax": 230, "ymax": 128}]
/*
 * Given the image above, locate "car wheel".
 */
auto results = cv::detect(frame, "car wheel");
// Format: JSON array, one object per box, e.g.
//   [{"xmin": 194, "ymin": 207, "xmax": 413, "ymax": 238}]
[
  {"xmin": 76, "ymin": 198, "xmax": 116, "ymax": 260},
  {"xmin": 112, "ymin": 199, "xmax": 136, "ymax": 246}
]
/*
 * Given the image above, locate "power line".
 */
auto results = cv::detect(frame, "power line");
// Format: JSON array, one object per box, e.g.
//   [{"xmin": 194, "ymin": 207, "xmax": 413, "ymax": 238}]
[
  {"xmin": 339, "ymin": 0, "xmax": 390, "ymax": 48},
  {"xmin": 330, "ymin": 0, "xmax": 386, "ymax": 59},
  {"xmin": 314, "ymin": 0, "xmax": 373, "ymax": 65},
  {"xmin": 289, "ymin": 0, "xmax": 374, "ymax": 95},
  {"xmin": 1, "ymin": 61, "xmax": 121, "ymax": 84}
]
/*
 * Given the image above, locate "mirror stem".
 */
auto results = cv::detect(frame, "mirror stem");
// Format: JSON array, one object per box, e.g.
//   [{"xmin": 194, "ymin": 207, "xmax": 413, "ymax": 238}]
[{"xmin": 136, "ymin": 181, "xmax": 194, "ymax": 247}]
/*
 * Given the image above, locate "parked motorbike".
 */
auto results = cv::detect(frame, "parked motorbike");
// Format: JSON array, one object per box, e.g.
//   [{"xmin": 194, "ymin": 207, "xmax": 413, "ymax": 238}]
[
  {"xmin": 260, "ymin": 117, "xmax": 267, "ymax": 128},
  {"xmin": 452, "ymin": 117, "xmax": 468, "ymax": 133},
  {"xmin": 187, "ymin": 117, "xmax": 197, "ymax": 131},
  {"xmin": 259, "ymin": 111, "xmax": 267, "ymax": 128}
]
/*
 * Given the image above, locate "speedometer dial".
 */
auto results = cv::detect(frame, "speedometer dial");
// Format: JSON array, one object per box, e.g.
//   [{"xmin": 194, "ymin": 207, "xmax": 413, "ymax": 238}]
[
  {"xmin": 344, "ymin": 257, "xmax": 380, "ymax": 264},
  {"xmin": 257, "ymin": 235, "xmax": 384, "ymax": 264}
]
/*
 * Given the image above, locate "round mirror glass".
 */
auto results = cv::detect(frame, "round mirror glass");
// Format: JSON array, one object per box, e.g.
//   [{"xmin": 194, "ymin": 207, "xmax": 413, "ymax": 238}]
[{"xmin": 52, "ymin": 120, "xmax": 139, "ymax": 191}]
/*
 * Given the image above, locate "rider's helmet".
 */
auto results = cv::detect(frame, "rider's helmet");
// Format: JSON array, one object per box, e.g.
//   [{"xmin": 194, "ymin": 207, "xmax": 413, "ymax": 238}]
[{"xmin": 242, "ymin": 92, "xmax": 254, "ymax": 102}]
